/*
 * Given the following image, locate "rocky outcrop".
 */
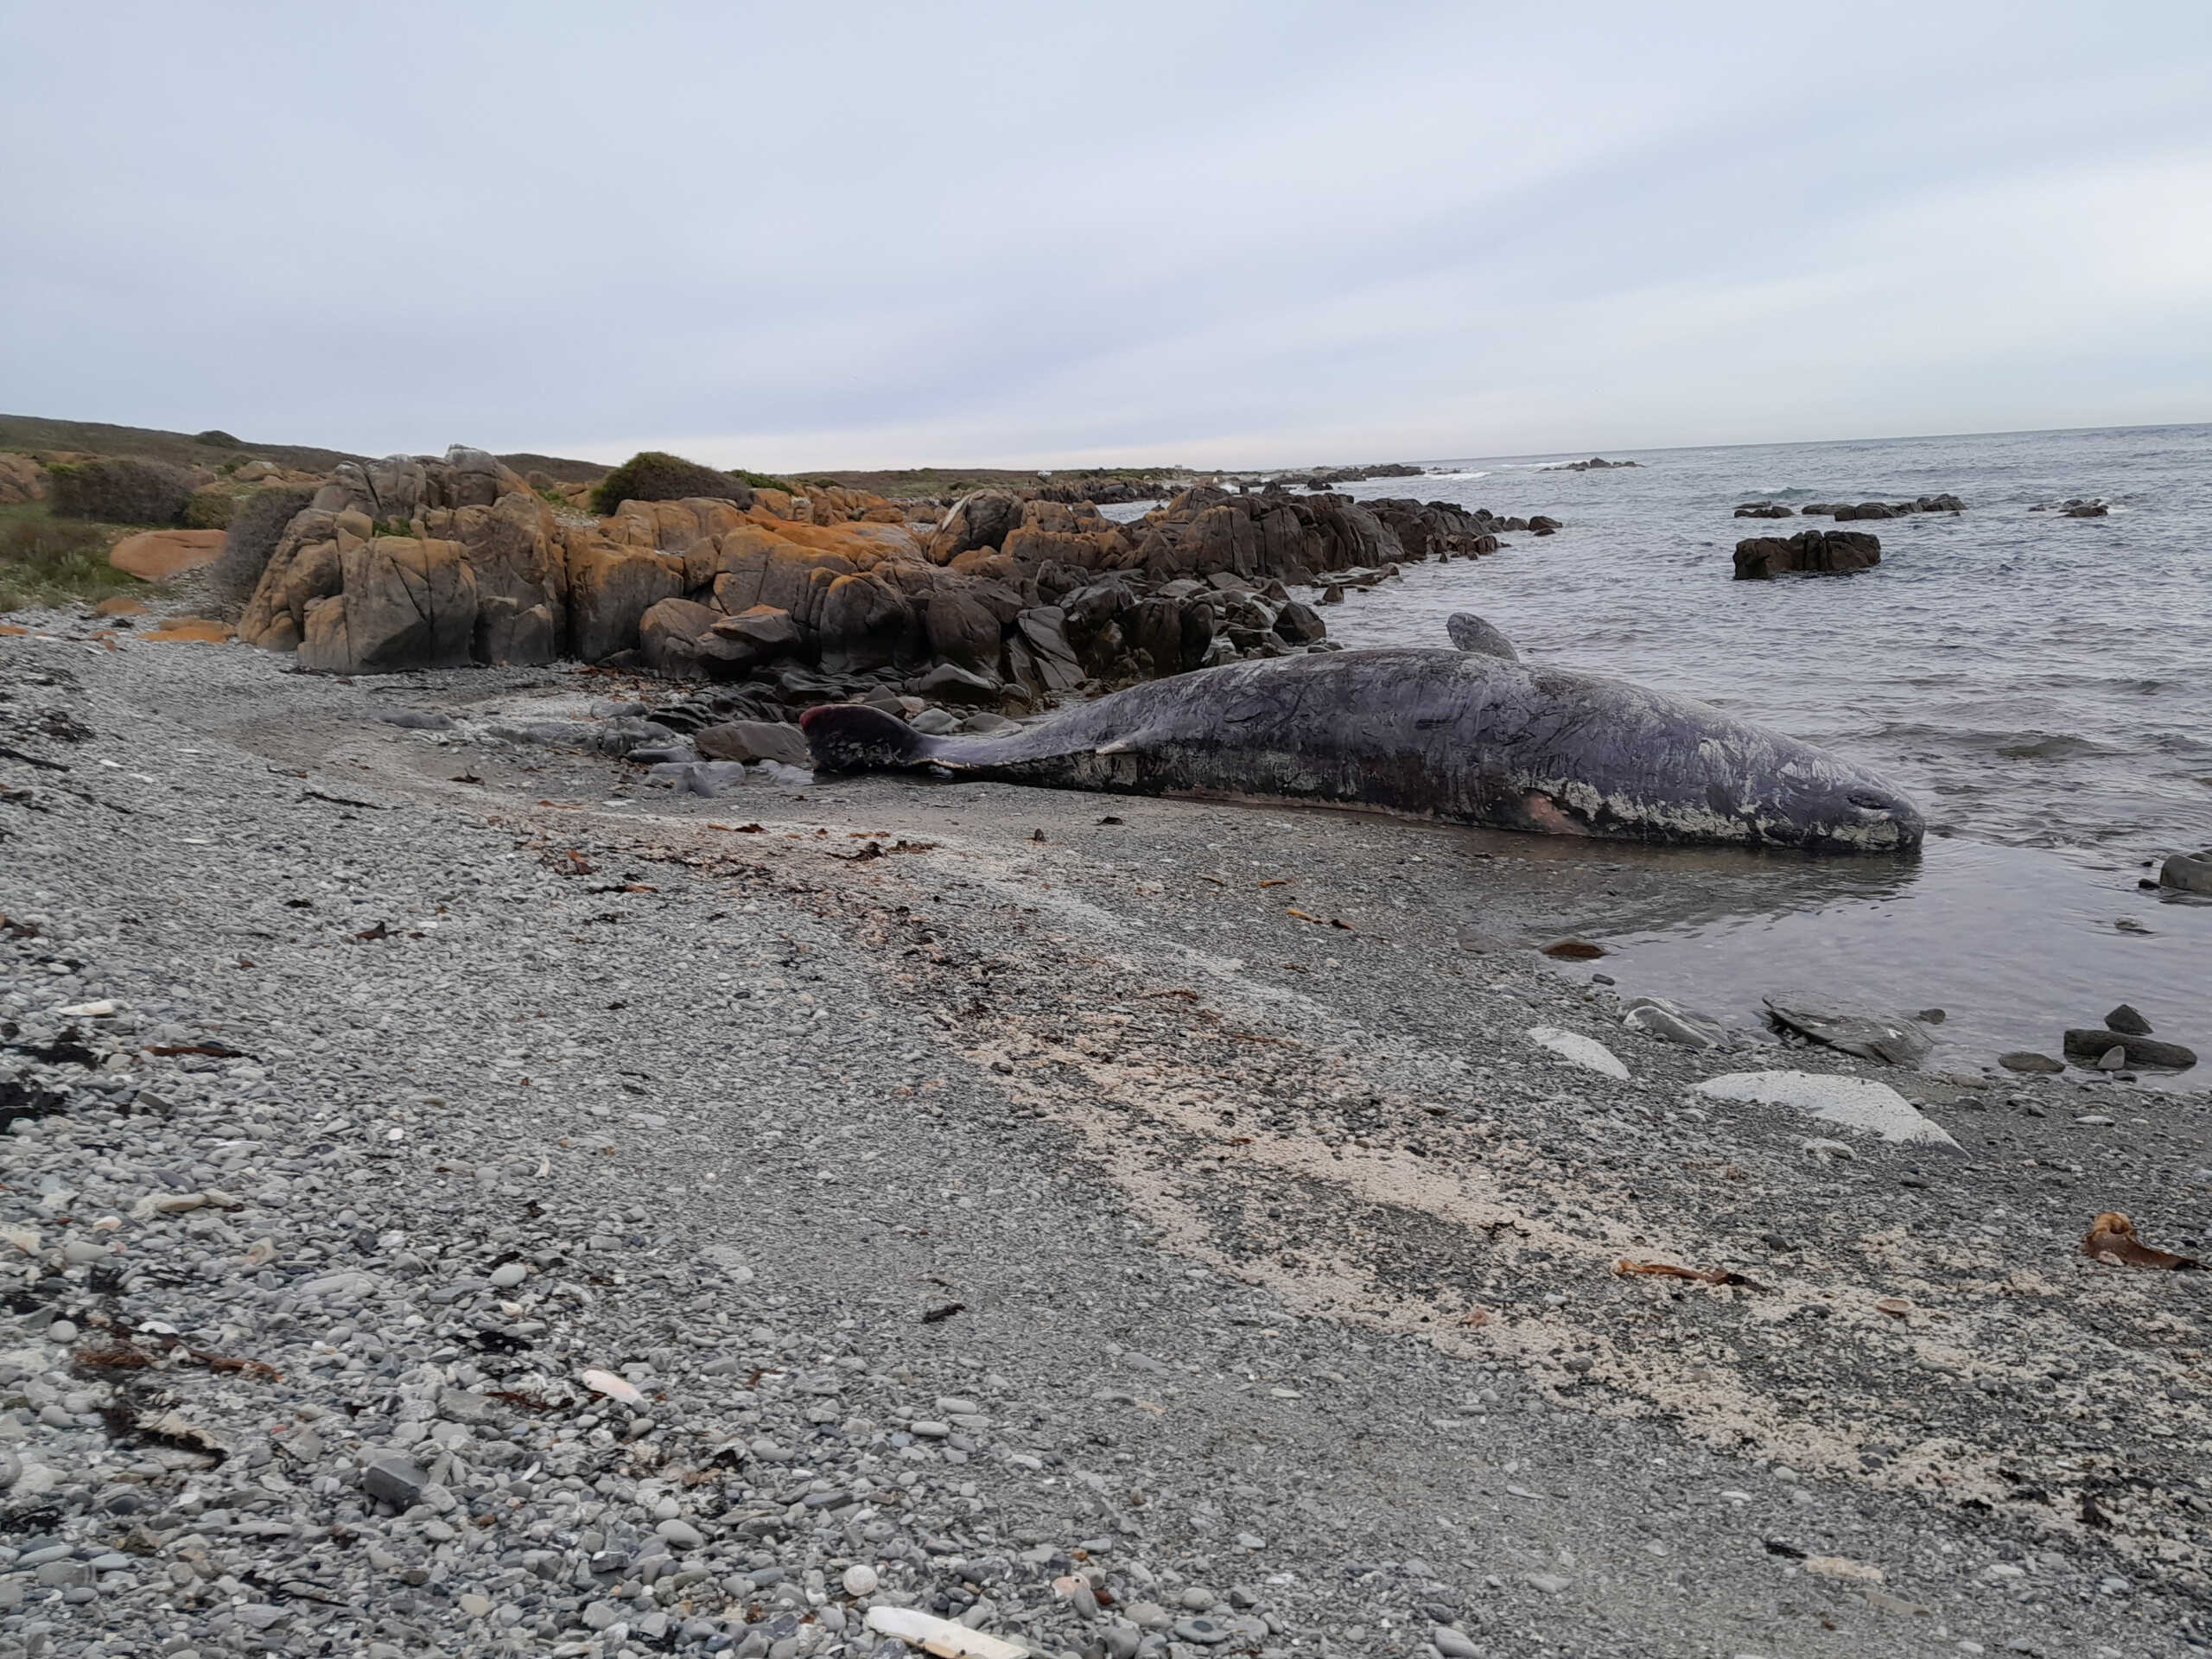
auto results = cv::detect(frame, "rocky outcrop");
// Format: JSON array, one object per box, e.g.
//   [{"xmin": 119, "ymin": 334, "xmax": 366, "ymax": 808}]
[
  {"xmin": 1732, "ymin": 530, "xmax": 1881, "ymax": 579},
  {"xmin": 1733, "ymin": 503, "xmax": 1794, "ymax": 519},
  {"xmin": 1541, "ymin": 457, "xmax": 1640, "ymax": 472},
  {"xmin": 232, "ymin": 443, "xmax": 1368, "ymax": 708},
  {"xmin": 1361, "ymin": 498, "xmax": 1504, "ymax": 562}
]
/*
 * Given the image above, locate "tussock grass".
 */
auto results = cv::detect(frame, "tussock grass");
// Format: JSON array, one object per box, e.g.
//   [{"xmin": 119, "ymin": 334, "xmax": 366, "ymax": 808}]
[{"xmin": 0, "ymin": 504, "xmax": 144, "ymax": 613}]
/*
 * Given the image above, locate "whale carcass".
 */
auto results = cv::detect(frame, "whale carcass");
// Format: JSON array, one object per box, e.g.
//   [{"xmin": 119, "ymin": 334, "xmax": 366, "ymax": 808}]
[{"xmin": 800, "ymin": 646, "xmax": 1923, "ymax": 853}]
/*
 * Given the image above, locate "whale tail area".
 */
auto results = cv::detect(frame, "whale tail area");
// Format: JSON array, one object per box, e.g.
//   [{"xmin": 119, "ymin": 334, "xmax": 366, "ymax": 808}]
[{"xmin": 799, "ymin": 703, "xmax": 936, "ymax": 773}]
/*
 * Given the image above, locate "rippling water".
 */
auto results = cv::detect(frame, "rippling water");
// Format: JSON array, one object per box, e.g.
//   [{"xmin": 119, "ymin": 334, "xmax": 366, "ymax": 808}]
[{"xmin": 1310, "ymin": 423, "xmax": 2212, "ymax": 1084}]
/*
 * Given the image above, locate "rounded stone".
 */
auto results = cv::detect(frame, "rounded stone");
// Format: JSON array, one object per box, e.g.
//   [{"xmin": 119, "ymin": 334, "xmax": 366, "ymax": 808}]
[{"xmin": 842, "ymin": 1564, "xmax": 878, "ymax": 1597}]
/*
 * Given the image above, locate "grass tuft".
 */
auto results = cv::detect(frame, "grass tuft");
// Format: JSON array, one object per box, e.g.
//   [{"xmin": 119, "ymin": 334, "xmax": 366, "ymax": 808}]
[{"xmin": 0, "ymin": 505, "xmax": 143, "ymax": 613}]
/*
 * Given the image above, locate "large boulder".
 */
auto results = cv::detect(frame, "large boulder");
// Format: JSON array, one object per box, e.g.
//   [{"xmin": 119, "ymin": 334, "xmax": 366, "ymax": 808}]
[
  {"xmin": 710, "ymin": 604, "xmax": 801, "ymax": 656},
  {"xmin": 0, "ymin": 454, "xmax": 47, "ymax": 505},
  {"xmin": 297, "ymin": 536, "xmax": 478, "ymax": 673},
  {"xmin": 1014, "ymin": 607, "xmax": 1084, "ymax": 692},
  {"xmin": 2160, "ymin": 849, "xmax": 2212, "ymax": 895},
  {"xmin": 434, "ymin": 491, "xmax": 567, "ymax": 666},
  {"xmin": 927, "ymin": 491, "xmax": 1024, "ymax": 564},
  {"xmin": 1733, "ymin": 530, "xmax": 1881, "ymax": 579},
  {"xmin": 239, "ymin": 510, "xmax": 348, "ymax": 651},
  {"xmin": 816, "ymin": 572, "xmax": 912, "ymax": 672},
  {"xmin": 110, "ymin": 528, "xmax": 226, "ymax": 582},
  {"xmin": 566, "ymin": 535, "xmax": 684, "ymax": 662},
  {"xmin": 924, "ymin": 587, "xmax": 1005, "ymax": 668},
  {"xmin": 639, "ymin": 597, "xmax": 723, "ymax": 677}
]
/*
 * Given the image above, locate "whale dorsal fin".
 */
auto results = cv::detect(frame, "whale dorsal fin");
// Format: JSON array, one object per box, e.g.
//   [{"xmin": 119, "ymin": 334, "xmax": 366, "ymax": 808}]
[{"xmin": 1447, "ymin": 613, "xmax": 1520, "ymax": 661}]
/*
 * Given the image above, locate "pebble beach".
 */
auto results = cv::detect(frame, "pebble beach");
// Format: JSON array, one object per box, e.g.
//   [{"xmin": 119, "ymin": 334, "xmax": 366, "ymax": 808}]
[{"xmin": 3, "ymin": 623, "xmax": 2210, "ymax": 1659}]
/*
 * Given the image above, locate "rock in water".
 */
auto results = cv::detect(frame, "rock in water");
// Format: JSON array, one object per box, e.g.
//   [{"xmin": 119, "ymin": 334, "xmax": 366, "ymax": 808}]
[
  {"xmin": 1764, "ymin": 1000, "xmax": 1932, "ymax": 1065},
  {"xmin": 2062, "ymin": 1029, "xmax": 2196, "ymax": 1070},
  {"xmin": 1694, "ymin": 1071, "xmax": 1960, "ymax": 1150},
  {"xmin": 2158, "ymin": 849, "xmax": 2212, "ymax": 895},
  {"xmin": 1732, "ymin": 530, "xmax": 1882, "ymax": 579},
  {"xmin": 2105, "ymin": 1004, "xmax": 2153, "ymax": 1036},
  {"xmin": 1999, "ymin": 1051, "xmax": 2064, "ymax": 1074}
]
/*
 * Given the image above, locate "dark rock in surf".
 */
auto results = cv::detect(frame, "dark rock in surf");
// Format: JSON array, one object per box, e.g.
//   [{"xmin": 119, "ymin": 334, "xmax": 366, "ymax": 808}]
[
  {"xmin": 2063, "ymin": 1028, "xmax": 2196, "ymax": 1070},
  {"xmin": 2105, "ymin": 1004, "xmax": 2153, "ymax": 1036},
  {"xmin": 1733, "ymin": 530, "xmax": 1882, "ymax": 579},
  {"xmin": 1735, "ymin": 503, "xmax": 1795, "ymax": 518},
  {"xmin": 1273, "ymin": 600, "xmax": 1326, "ymax": 645},
  {"xmin": 2160, "ymin": 849, "xmax": 2212, "ymax": 895}
]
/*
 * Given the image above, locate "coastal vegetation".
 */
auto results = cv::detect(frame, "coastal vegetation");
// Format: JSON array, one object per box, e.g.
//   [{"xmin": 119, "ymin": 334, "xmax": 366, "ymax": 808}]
[
  {"xmin": 48, "ymin": 455, "xmax": 199, "ymax": 526},
  {"xmin": 588, "ymin": 450, "xmax": 752, "ymax": 516},
  {"xmin": 0, "ymin": 502, "xmax": 143, "ymax": 612}
]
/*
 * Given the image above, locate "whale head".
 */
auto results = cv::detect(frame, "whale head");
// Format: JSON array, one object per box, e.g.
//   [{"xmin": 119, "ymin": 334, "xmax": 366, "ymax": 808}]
[{"xmin": 1750, "ymin": 759, "xmax": 1926, "ymax": 853}]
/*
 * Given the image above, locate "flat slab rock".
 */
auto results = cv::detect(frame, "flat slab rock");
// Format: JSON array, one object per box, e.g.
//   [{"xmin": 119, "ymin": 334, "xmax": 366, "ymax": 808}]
[
  {"xmin": 1694, "ymin": 1070, "xmax": 1961, "ymax": 1150},
  {"xmin": 1764, "ymin": 999, "xmax": 1932, "ymax": 1066},
  {"xmin": 1527, "ymin": 1026, "xmax": 1630, "ymax": 1080}
]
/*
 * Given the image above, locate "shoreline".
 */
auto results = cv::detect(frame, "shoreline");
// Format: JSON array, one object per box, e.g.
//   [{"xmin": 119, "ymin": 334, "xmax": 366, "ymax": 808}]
[{"xmin": 3, "ymin": 633, "xmax": 2209, "ymax": 1655}]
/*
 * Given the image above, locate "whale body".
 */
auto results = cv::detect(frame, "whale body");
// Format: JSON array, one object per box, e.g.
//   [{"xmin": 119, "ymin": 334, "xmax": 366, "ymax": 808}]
[{"xmin": 800, "ymin": 647, "xmax": 1923, "ymax": 853}]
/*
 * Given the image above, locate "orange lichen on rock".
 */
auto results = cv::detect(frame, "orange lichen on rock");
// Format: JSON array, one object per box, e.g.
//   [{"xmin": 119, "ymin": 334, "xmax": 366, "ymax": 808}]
[
  {"xmin": 143, "ymin": 617, "xmax": 235, "ymax": 644},
  {"xmin": 110, "ymin": 529, "xmax": 226, "ymax": 582}
]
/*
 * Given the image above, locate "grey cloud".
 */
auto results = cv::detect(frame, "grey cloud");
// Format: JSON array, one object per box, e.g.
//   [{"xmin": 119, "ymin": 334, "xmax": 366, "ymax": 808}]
[{"xmin": 3, "ymin": 0, "xmax": 2206, "ymax": 467}]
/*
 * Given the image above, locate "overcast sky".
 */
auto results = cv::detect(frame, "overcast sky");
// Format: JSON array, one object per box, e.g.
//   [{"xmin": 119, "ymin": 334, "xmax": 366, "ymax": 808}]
[{"xmin": 4, "ymin": 2, "xmax": 2208, "ymax": 469}]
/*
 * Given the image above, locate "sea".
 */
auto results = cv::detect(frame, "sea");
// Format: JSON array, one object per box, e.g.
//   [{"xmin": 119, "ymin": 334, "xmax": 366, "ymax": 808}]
[{"xmin": 1176, "ymin": 424, "xmax": 2212, "ymax": 1084}]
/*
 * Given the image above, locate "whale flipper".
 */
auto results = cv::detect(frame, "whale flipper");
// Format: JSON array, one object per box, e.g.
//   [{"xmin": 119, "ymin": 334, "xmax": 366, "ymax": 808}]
[{"xmin": 1446, "ymin": 613, "xmax": 1519, "ymax": 660}]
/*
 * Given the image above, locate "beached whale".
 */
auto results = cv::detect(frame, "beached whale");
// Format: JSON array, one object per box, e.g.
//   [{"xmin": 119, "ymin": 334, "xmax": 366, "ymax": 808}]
[{"xmin": 800, "ymin": 646, "xmax": 1924, "ymax": 852}]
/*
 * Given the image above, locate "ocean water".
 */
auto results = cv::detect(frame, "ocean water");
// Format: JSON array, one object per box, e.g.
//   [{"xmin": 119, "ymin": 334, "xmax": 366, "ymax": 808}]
[{"xmin": 1313, "ymin": 423, "xmax": 2212, "ymax": 1084}]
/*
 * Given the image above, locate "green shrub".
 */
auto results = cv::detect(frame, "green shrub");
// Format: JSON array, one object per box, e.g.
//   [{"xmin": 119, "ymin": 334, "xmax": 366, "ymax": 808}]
[
  {"xmin": 206, "ymin": 485, "xmax": 314, "ymax": 614},
  {"xmin": 731, "ymin": 467, "xmax": 802, "ymax": 493},
  {"xmin": 0, "ymin": 512, "xmax": 141, "ymax": 613},
  {"xmin": 48, "ymin": 457, "xmax": 196, "ymax": 525},
  {"xmin": 193, "ymin": 429, "xmax": 242, "ymax": 448},
  {"xmin": 181, "ymin": 489, "xmax": 238, "ymax": 530},
  {"xmin": 589, "ymin": 451, "xmax": 753, "ymax": 517}
]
